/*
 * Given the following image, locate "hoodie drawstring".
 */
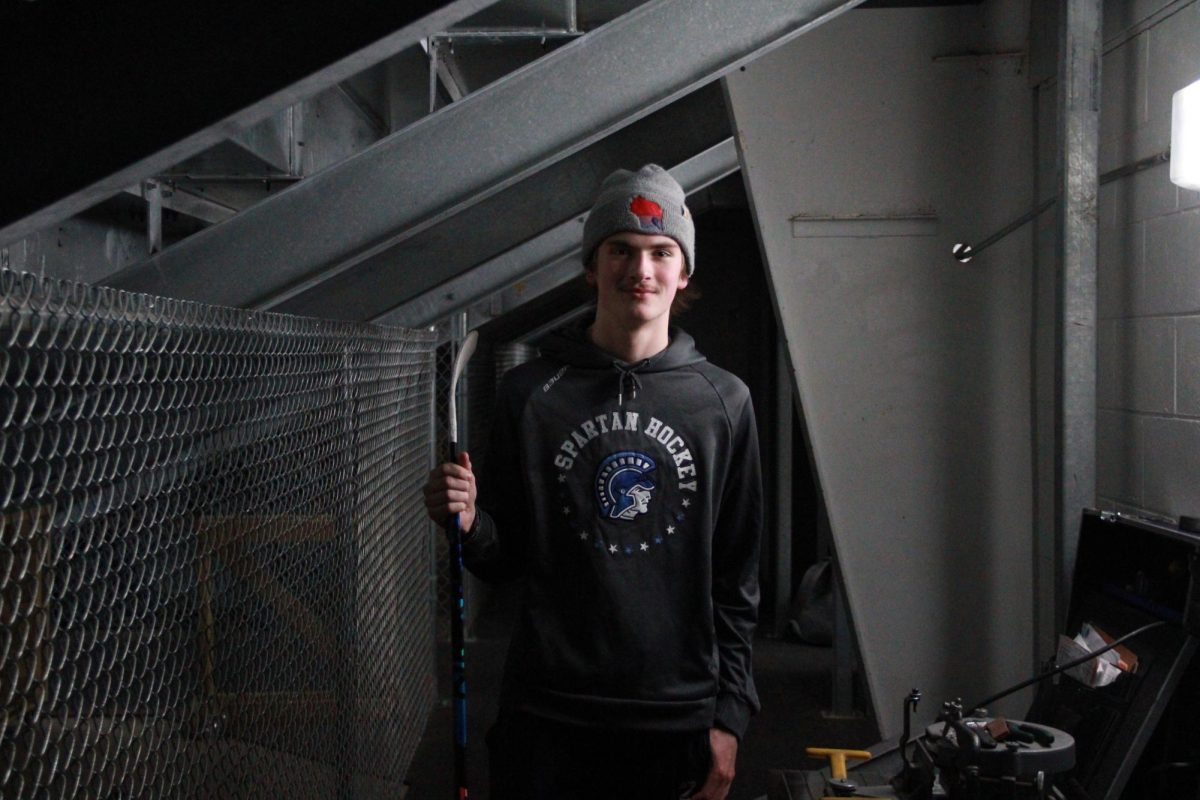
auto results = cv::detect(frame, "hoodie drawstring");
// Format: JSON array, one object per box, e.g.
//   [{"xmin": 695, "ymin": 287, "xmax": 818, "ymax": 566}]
[{"xmin": 614, "ymin": 360, "xmax": 648, "ymax": 406}]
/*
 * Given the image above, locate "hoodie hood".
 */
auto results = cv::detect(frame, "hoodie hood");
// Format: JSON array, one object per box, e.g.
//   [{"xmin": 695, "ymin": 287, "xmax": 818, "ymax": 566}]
[
  {"xmin": 539, "ymin": 323, "xmax": 707, "ymax": 405},
  {"xmin": 540, "ymin": 322, "xmax": 707, "ymax": 373}
]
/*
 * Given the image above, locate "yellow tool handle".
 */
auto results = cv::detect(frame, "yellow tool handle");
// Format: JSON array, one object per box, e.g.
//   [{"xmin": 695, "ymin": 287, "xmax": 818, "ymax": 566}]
[{"xmin": 805, "ymin": 747, "xmax": 874, "ymax": 780}]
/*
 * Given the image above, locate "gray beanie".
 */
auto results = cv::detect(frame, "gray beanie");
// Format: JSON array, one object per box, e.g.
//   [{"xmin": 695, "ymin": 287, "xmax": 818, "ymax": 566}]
[{"xmin": 582, "ymin": 164, "xmax": 695, "ymax": 275}]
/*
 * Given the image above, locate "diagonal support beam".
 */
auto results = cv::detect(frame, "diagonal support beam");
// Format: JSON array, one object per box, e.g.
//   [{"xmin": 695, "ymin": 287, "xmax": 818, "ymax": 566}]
[
  {"xmin": 373, "ymin": 139, "xmax": 739, "ymax": 329},
  {"xmin": 103, "ymin": 0, "xmax": 867, "ymax": 310},
  {"xmin": 429, "ymin": 39, "xmax": 470, "ymax": 106}
]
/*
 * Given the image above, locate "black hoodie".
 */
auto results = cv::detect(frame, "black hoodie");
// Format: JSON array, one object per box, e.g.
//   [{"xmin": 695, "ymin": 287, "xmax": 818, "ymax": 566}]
[{"xmin": 463, "ymin": 325, "xmax": 762, "ymax": 738}]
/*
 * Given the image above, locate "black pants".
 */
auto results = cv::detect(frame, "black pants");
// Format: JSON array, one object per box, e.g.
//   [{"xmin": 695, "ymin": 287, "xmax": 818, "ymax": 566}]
[{"xmin": 486, "ymin": 710, "xmax": 712, "ymax": 800}]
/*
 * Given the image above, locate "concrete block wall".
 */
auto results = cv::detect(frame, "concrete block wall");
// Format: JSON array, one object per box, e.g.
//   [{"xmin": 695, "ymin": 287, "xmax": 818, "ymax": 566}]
[{"xmin": 1094, "ymin": 0, "xmax": 1200, "ymax": 521}]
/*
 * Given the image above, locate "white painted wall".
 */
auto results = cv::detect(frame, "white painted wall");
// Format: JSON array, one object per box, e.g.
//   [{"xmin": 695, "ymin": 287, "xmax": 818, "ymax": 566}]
[
  {"xmin": 726, "ymin": 2, "xmax": 1034, "ymax": 737},
  {"xmin": 1093, "ymin": 1, "xmax": 1200, "ymax": 521}
]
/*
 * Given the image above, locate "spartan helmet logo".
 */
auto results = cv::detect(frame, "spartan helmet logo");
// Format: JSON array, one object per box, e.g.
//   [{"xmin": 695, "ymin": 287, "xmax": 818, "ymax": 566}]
[{"xmin": 595, "ymin": 451, "xmax": 657, "ymax": 521}]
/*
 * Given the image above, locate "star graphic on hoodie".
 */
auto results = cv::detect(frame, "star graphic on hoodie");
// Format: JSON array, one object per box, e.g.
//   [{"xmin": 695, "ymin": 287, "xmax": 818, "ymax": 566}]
[
  {"xmin": 681, "ymin": 498, "xmax": 691, "ymax": 508},
  {"xmin": 666, "ymin": 525, "xmax": 676, "ymax": 535},
  {"xmin": 608, "ymin": 544, "xmax": 618, "ymax": 555},
  {"xmin": 557, "ymin": 473, "xmax": 566, "ymax": 483},
  {"xmin": 640, "ymin": 542, "xmax": 649, "ymax": 552},
  {"xmin": 562, "ymin": 506, "xmax": 570, "ymax": 516},
  {"xmin": 579, "ymin": 531, "xmax": 589, "ymax": 541}
]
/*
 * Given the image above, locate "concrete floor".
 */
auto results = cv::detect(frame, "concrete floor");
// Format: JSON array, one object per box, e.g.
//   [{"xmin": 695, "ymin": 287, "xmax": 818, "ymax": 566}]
[{"xmin": 404, "ymin": 586, "xmax": 879, "ymax": 799}]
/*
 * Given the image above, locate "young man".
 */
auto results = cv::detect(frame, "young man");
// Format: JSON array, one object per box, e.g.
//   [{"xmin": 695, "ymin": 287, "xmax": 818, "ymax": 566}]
[{"xmin": 424, "ymin": 164, "xmax": 762, "ymax": 799}]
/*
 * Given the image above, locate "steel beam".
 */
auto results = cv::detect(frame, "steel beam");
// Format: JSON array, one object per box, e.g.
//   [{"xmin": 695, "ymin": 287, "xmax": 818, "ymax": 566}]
[
  {"xmin": 336, "ymin": 82, "xmax": 389, "ymax": 137},
  {"xmin": 0, "ymin": 0, "xmax": 498, "ymax": 248},
  {"xmin": 432, "ymin": 40, "xmax": 470, "ymax": 105},
  {"xmin": 122, "ymin": 184, "xmax": 238, "ymax": 225},
  {"xmin": 103, "ymin": 0, "xmax": 867, "ymax": 309},
  {"xmin": 375, "ymin": 138, "xmax": 739, "ymax": 328},
  {"xmin": 1055, "ymin": 0, "xmax": 1101, "ymax": 623},
  {"xmin": 433, "ymin": 28, "xmax": 583, "ymax": 41},
  {"xmin": 230, "ymin": 111, "xmax": 295, "ymax": 175},
  {"xmin": 566, "ymin": 0, "xmax": 579, "ymax": 34},
  {"xmin": 145, "ymin": 182, "xmax": 164, "ymax": 255}
]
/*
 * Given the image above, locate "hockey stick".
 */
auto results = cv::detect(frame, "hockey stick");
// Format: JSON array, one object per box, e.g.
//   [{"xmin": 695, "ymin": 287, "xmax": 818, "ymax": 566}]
[{"xmin": 447, "ymin": 329, "xmax": 478, "ymax": 800}]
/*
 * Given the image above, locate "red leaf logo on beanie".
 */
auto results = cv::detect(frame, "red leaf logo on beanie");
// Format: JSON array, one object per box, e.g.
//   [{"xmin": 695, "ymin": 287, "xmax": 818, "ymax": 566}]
[{"xmin": 629, "ymin": 196, "xmax": 664, "ymax": 232}]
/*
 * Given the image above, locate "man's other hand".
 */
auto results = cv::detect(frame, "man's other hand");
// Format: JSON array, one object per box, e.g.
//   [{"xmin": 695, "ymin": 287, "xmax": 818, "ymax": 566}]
[{"xmin": 691, "ymin": 728, "xmax": 737, "ymax": 799}]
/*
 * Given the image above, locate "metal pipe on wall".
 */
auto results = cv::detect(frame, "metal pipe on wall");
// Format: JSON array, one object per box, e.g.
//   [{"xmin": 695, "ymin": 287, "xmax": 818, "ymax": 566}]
[{"xmin": 1055, "ymin": 0, "xmax": 1102, "ymax": 625}]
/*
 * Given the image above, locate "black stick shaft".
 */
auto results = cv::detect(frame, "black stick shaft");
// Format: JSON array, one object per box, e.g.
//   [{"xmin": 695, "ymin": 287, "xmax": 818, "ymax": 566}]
[
  {"xmin": 448, "ymin": 440, "xmax": 468, "ymax": 799},
  {"xmin": 445, "ymin": 329, "xmax": 476, "ymax": 800}
]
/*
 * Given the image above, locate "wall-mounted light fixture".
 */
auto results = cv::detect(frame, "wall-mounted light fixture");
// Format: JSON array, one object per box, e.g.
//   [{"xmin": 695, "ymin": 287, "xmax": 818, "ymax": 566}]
[{"xmin": 1171, "ymin": 77, "xmax": 1200, "ymax": 190}]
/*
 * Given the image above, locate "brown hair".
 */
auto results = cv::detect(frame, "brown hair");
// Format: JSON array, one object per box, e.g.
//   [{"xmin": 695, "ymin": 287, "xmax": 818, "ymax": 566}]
[{"xmin": 670, "ymin": 270, "xmax": 700, "ymax": 316}]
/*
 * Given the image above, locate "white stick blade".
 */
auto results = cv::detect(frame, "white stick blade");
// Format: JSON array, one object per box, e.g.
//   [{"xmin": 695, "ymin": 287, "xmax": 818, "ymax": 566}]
[{"xmin": 447, "ymin": 330, "xmax": 478, "ymax": 446}]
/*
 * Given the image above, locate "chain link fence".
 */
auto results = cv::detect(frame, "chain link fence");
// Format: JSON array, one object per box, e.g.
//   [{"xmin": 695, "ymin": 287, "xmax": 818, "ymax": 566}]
[{"xmin": 0, "ymin": 270, "xmax": 437, "ymax": 799}]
